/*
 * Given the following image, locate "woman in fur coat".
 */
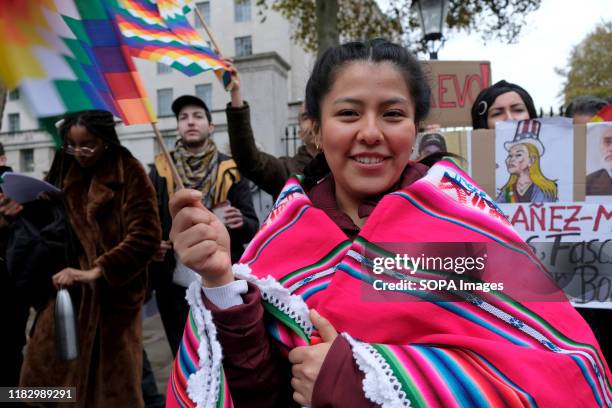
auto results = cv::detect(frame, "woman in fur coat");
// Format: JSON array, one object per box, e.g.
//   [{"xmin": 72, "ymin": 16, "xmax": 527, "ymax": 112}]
[{"xmin": 20, "ymin": 110, "xmax": 161, "ymax": 407}]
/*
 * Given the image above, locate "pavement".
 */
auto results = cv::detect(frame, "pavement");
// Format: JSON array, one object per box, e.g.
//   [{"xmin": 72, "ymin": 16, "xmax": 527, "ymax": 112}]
[{"xmin": 143, "ymin": 297, "xmax": 175, "ymax": 394}]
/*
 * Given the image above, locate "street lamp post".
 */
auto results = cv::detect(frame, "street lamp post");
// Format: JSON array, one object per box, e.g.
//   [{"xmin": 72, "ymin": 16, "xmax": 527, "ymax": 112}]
[{"xmin": 415, "ymin": 0, "xmax": 449, "ymax": 60}]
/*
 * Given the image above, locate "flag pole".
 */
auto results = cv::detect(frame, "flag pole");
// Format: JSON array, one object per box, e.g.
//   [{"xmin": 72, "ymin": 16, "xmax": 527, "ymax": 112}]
[
  {"xmin": 193, "ymin": 8, "xmax": 237, "ymax": 91},
  {"xmin": 194, "ymin": 8, "xmax": 223, "ymax": 56},
  {"xmin": 150, "ymin": 6, "xmax": 229, "ymax": 192},
  {"xmin": 151, "ymin": 122, "xmax": 184, "ymax": 190}
]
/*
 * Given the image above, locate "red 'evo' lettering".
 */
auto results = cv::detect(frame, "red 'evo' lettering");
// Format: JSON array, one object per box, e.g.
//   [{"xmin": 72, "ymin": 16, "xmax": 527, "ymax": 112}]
[
  {"xmin": 435, "ymin": 70, "xmax": 490, "ymax": 110},
  {"xmin": 456, "ymin": 74, "xmax": 481, "ymax": 107},
  {"xmin": 479, "ymin": 62, "xmax": 491, "ymax": 90},
  {"xmin": 438, "ymin": 74, "xmax": 456, "ymax": 108}
]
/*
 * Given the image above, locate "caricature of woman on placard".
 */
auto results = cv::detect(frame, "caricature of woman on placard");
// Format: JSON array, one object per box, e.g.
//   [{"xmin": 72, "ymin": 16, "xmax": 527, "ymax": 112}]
[{"xmin": 496, "ymin": 120, "xmax": 558, "ymax": 203}]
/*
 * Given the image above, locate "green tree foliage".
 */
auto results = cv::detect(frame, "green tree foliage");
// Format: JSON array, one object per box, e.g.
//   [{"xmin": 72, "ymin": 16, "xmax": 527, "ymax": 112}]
[
  {"xmin": 556, "ymin": 21, "xmax": 612, "ymax": 105},
  {"xmin": 256, "ymin": 0, "xmax": 401, "ymax": 54},
  {"xmin": 255, "ymin": 0, "xmax": 541, "ymax": 54}
]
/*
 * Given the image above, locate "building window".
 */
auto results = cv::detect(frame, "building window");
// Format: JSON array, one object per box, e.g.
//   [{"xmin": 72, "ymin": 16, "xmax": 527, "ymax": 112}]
[
  {"xmin": 157, "ymin": 62, "xmax": 172, "ymax": 74},
  {"xmin": 195, "ymin": 84, "xmax": 212, "ymax": 110},
  {"xmin": 154, "ymin": 134, "xmax": 178, "ymax": 155},
  {"xmin": 234, "ymin": 0, "xmax": 251, "ymax": 22},
  {"xmin": 8, "ymin": 88, "xmax": 19, "ymax": 101},
  {"xmin": 157, "ymin": 88, "xmax": 173, "ymax": 116},
  {"xmin": 235, "ymin": 36, "xmax": 252, "ymax": 57},
  {"xmin": 8, "ymin": 113, "xmax": 20, "ymax": 132},
  {"xmin": 194, "ymin": 1, "xmax": 210, "ymax": 28},
  {"xmin": 20, "ymin": 149, "xmax": 34, "ymax": 173}
]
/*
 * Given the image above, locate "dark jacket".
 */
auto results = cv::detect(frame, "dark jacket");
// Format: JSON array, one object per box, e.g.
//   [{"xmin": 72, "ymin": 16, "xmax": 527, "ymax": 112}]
[
  {"xmin": 148, "ymin": 151, "xmax": 259, "ymax": 287},
  {"xmin": 6, "ymin": 198, "xmax": 77, "ymax": 310},
  {"xmin": 0, "ymin": 165, "xmax": 29, "ymax": 388},
  {"xmin": 227, "ymin": 102, "xmax": 314, "ymax": 198},
  {"xmin": 586, "ymin": 168, "xmax": 612, "ymax": 196},
  {"xmin": 20, "ymin": 152, "xmax": 162, "ymax": 408},
  {"xmin": 0, "ymin": 165, "xmax": 12, "ymax": 178}
]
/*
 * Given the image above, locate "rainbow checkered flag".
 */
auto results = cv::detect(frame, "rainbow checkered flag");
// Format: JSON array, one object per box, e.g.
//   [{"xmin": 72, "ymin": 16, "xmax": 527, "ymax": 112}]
[
  {"xmin": 0, "ymin": 0, "xmax": 156, "ymax": 145},
  {"xmin": 110, "ymin": 0, "xmax": 232, "ymax": 89}
]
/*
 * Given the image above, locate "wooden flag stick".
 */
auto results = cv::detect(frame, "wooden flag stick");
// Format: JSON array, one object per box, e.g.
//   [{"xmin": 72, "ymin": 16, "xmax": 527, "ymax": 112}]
[
  {"xmin": 192, "ymin": 7, "xmax": 237, "ymax": 91},
  {"xmin": 151, "ymin": 122, "xmax": 184, "ymax": 190},
  {"xmin": 194, "ymin": 7, "xmax": 223, "ymax": 56}
]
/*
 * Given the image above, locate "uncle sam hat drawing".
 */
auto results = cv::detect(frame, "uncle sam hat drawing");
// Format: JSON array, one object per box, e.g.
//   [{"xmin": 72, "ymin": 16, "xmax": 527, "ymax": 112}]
[{"xmin": 504, "ymin": 119, "xmax": 545, "ymax": 156}]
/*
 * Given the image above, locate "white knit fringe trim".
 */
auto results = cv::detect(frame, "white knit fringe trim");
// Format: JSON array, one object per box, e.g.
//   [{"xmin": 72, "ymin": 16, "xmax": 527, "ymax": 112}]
[
  {"xmin": 343, "ymin": 333, "xmax": 412, "ymax": 408},
  {"xmin": 185, "ymin": 280, "xmax": 224, "ymax": 408},
  {"xmin": 232, "ymin": 263, "xmax": 313, "ymax": 336}
]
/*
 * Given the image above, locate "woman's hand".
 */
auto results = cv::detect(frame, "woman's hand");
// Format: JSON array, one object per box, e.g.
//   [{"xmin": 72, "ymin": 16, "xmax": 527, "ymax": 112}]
[
  {"xmin": 288, "ymin": 310, "xmax": 338, "ymax": 406},
  {"xmin": 223, "ymin": 58, "xmax": 243, "ymax": 108},
  {"xmin": 223, "ymin": 206, "xmax": 244, "ymax": 229},
  {"xmin": 169, "ymin": 189, "xmax": 233, "ymax": 287},
  {"xmin": 0, "ymin": 193, "xmax": 23, "ymax": 218},
  {"xmin": 52, "ymin": 266, "xmax": 102, "ymax": 288}
]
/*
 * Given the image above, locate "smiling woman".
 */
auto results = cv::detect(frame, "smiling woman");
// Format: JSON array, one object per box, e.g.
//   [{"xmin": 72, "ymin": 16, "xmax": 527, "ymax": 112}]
[
  {"xmin": 316, "ymin": 61, "xmax": 417, "ymax": 226},
  {"xmin": 166, "ymin": 40, "xmax": 611, "ymax": 408}
]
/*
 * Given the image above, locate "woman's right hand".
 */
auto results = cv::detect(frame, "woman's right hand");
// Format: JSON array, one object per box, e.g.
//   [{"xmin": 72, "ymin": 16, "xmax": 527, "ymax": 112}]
[
  {"xmin": 169, "ymin": 189, "xmax": 233, "ymax": 287},
  {"xmin": 223, "ymin": 58, "xmax": 243, "ymax": 108}
]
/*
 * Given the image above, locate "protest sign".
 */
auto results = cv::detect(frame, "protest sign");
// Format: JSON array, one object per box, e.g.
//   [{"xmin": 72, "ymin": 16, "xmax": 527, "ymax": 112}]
[
  {"xmin": 498, "ymin": 203, "xmax": 612, "ymax": 308},
  {"xmin": 494, "ymin": 118, "xmax": 574, "ymax": 203},
  {"xmin": 470, "ymin": 124, "xmax": 592, "ymax": 202},
  {"xmin": 585, "ymin": 122, "xmax": 612, "ymax": 202},
  {"xmin": 422, "ymin": 61, "xmax": 491, "ymax": 127}
]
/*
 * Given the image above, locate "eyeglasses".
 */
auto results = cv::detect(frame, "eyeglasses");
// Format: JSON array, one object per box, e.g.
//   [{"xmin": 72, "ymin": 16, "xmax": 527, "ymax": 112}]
[{"xmin": 64, "ymin": 145, "xmax": 97, "ymax": 157}]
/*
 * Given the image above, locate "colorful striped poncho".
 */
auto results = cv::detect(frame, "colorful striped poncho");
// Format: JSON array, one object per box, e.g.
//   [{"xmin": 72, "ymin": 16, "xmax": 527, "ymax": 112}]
[{"xmin": 167, "ymin": 160, "xmax": 611, "ymax": 407}]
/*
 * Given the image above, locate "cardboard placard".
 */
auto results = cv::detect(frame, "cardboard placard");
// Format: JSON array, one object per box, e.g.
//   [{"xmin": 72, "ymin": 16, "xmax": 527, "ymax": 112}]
[
  {"xmin": 421, "ymin": 61, "xmax": 491, "ymax": 127},
  {"xmin": 470, "ymin": 124, "xmax": 592, "ymax": 202},
  {"xmin": 466, "ymin": 122, "xmax": 612, "ymax": 308},
  {"xmin": 498, "ymin": 203, "xmax": 612, "ymax": 308}
]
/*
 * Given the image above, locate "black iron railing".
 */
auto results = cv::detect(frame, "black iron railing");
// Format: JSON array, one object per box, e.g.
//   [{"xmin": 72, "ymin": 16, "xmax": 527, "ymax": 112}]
[{"xmin": 281, "ymin": 124, "xmax": 302, "ymax": 156}]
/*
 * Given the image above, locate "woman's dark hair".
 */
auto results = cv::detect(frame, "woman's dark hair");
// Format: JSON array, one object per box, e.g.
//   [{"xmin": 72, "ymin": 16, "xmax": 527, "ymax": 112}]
[
  {"xmin": 470, "ymin": 80, "xmax": 537, "ymax": 129},
  {"xmin": 303, "ymin": 39, "xmax": 431, "ymax": 188},
  {"xmin": 46, "ymin": 110, "xmax": 133, "ymax": 187},
  {"xmin": 305, "ymin": 38, "xmax": 431, "ymax": 126}
]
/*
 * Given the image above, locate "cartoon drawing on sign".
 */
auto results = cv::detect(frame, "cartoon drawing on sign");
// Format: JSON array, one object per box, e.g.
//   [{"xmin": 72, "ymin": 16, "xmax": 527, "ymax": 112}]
[
  {"xmin": 586, "ymin": 122, "xmax": 612, "ymax": 200},
  {"xmin": 496, "ymin": 119, "xmax": 561, "ymax": 203}
]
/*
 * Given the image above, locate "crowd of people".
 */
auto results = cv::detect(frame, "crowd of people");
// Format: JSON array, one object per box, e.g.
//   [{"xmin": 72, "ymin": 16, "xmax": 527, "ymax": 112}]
[{"xmin": 0, "ymin": 38, "xmax": 610, "ymax": 407}]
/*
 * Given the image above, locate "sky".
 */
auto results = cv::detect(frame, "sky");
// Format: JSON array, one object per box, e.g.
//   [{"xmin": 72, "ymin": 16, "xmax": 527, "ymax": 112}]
[{"xmin": 375, "ymin": 0, "xmax": 612, "ymax": 111}]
